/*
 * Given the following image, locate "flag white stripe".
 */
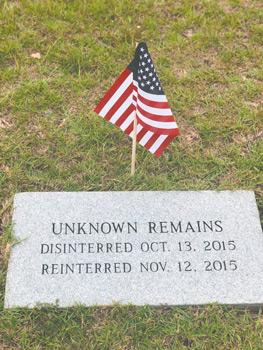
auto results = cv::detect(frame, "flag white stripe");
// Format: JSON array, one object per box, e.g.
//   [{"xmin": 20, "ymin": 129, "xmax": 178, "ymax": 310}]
[
  {"xmin": 109, "ymin": 95, "xmax": 133, "ymax": 123},
  {"xmin": 137, "ymin": 110, "xmax": 178, "ymax": 130},
  {"xmin": 99, "ymin": 73, "xmax": 133, "ymax": 117},
  {"xmin": 139, "ymin": 130, "xmax": 153, "ymax": 146},
  {"xmin": 137, "ymin": 99, "xmax": 172, "ymax": 116},
  {"xmin": 120, "ymin": 110, "xmax": 135, "ymax": 131},
  {"xmin": 149, "ymin": 135, "xmax": 168, "ymax": 153}
]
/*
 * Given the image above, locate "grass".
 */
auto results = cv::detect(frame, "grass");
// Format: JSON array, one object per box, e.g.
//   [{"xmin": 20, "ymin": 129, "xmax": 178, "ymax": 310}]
[{"xmin": 0, "ymin": 0, "xmax": 262, "ymax": 348}]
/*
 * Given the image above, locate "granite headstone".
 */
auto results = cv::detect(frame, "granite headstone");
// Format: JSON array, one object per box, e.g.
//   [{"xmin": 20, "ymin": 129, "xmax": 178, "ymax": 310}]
[{"xmin": 4, "ymin": 191, "xmax": 263, "ymax": 308}]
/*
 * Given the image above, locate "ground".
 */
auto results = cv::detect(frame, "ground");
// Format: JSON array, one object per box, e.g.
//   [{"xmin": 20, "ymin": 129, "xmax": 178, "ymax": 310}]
[{"xmin": 0, "ymin": 0, "xmax": 262, "ymax": 349}]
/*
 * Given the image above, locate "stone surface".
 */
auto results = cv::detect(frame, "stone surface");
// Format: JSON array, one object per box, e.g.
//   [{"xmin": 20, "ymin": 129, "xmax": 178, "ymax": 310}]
[{"xmin": 4, "ymin": 191, "xmax": 263, "ymax": 308}]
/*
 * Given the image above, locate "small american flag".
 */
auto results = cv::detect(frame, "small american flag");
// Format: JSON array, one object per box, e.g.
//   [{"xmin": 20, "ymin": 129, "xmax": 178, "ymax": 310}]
[{"xmin": 94, "ymin": 42, "xmax": 179, "ymax": 157}]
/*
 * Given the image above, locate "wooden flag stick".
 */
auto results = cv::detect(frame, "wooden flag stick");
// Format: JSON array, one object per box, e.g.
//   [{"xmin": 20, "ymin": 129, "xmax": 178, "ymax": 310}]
[
  {"xmin": 131, "ymin": 42, "xmax": 139, "ymax": 176},
  {"xmin": 131, "ymin": 113, "xmax": 137, "ymax": 176}
]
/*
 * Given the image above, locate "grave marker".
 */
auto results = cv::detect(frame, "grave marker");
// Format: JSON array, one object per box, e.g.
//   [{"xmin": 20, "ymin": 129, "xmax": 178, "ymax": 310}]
[{"xmin": 4, "ymin": 191, "xmax": 262, "ymax": 308}]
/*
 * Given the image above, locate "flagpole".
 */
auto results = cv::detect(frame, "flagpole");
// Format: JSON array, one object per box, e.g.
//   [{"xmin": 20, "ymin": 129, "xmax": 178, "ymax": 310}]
[
  {"xmin": 131, "ymin": 113, "xmax": 137, "ymax": 176},
  {"xmin": 130, "ymin": 41, "xmax": 139, "ymax": 176}
]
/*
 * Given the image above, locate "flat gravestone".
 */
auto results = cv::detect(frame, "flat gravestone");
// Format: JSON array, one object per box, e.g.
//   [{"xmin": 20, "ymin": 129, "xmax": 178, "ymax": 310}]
[{"xmin": 4, "ymin": 191, "xmax": 263, "ymax": 308}]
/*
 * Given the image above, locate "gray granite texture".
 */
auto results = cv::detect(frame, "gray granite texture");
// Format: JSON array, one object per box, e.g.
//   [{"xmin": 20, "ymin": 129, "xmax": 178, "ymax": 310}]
[{"xmin": 4, "ymin": 191, "xmax": 263, "ymax": 308}]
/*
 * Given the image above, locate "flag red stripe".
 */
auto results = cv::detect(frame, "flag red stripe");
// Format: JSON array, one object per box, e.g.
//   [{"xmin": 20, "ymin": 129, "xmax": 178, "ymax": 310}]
[
  {"xmin": 154, "ymin": 134, "xmax": 177, "ymax": 157},
  {"xmin": 115, "ymin": 104, "xmax": 135, "ymax": 127},
  {"xmin": 137, "ymin": 118, "xmax": 179, "ymax": 136},
  {"xmin": 136, "ymin": 127, "xmax": 148, "ymax": 142},
  {"xmin": 94, "ymin": 68, "xmax": 131, "ymax": 114},
  {"xmin": 144, "ymin": 134, "xmax": 160, "ymax": 149},
  {"xmin": 104, "ymin": 84, "xmax": 134, "ymax": 121},
  {"xmin": 137, "ymin": 104, "xmax": 174, "ymax": 122},
  {"xmin": 138, "ymin": 93, "xmax": 170, "ymax": 108},
  {"xmin": 123, "ymin": 122, "xmax": 134, "ymax": 135}
]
